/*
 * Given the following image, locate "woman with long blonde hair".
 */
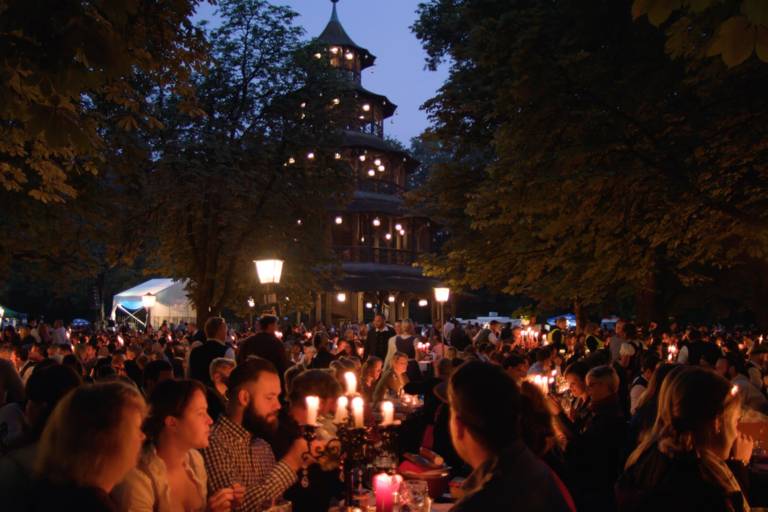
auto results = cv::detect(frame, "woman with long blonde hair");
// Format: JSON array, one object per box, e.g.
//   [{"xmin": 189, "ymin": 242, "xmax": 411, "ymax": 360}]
[
  {"xmin": 616, "ymin": 366, "xmax": 753, "ymax": 512},
  {"xmin": 33, "ymin": 382, "xmax": 147, "ymax": 511}
]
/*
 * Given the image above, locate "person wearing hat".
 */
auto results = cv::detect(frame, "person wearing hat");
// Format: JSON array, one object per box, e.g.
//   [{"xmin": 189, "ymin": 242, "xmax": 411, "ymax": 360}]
[{"xmin": 747, "ymin": 343, "xmax": 768, "ymax": 391}]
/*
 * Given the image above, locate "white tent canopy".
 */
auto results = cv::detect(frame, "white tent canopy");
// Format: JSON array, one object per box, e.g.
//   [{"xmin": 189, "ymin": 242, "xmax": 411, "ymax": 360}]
[{"xmin": 111, "ymin": 278, "xmax": 195, "ymax": 327}]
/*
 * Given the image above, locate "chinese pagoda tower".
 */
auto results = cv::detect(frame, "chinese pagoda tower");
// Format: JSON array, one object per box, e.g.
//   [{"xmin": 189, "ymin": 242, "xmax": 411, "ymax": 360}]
[{"xmin": 311, "ymin": 0, "xmax": 436, "ymax": 325}]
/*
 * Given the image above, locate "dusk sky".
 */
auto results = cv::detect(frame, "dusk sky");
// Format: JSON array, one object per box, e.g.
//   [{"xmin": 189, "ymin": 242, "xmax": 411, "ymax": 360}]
[{"xmin": 194, "ymin": 0, "xmax": 448, "ymax": 145}]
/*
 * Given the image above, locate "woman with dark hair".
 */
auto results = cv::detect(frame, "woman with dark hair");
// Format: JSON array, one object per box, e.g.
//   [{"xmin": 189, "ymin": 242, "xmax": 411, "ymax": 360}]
[
  {"xmin": 360, "ymin": 356, "xmax": 383, "ymax": 402},
  {"xmin": 113, "ymin": 379, "xmax": 237, "ymax": 512},
  {"xmin": 617, "ymin": 367, "xmax": 753, "ymax": 512},
  {"xmin": 551, "ymin": 361, "xmax": 591, "ymax": 440}
]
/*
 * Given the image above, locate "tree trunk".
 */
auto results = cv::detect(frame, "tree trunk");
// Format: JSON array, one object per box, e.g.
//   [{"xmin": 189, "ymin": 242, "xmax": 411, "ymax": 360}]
[
  {"xmin": 574, "ymin": 299, "xmax": 587, "ymax": 334},
  {"xmin": 637, "ymin": 266, "xmax": 659, "ymax": 325}
]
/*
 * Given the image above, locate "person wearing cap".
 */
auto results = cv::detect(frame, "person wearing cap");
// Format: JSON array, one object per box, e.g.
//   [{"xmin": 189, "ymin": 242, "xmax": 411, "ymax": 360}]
[{"xmin": 747, "ymin": 343, "xmax": 768, "ymax": 391}]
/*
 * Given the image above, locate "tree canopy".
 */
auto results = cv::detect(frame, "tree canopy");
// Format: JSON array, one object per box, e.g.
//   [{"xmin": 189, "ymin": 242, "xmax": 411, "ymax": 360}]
[{"xmin": 412, "ymin": 0, "xmax": 768, "ymax": 324}]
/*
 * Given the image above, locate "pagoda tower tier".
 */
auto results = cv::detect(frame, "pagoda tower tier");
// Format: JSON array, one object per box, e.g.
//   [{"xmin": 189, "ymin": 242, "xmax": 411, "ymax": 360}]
[{"xmin": 310, "ymin": 0, "xmax": 438, "ymax": 326}]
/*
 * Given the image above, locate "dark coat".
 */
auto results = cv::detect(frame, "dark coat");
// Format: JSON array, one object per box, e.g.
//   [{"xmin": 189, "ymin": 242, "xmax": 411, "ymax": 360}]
[
  {"xmin": 451, "ymin": 440, "xmax": 575, "ymax": 512},
  {"xmin": 188, "ymin": 340, "xmax": 227, "ymax": 387},
  {"xmin": 364, "ymin": 327, "xmax": 394, "ymax": 361},
  {"xmin": 565, "ymin": 394, "xmax": 628, "ymax": 512},
  {"xmin": 237, "ymin": 332, "xmax": 290, "ymax": 390},
  {"xmin": 616, "ymin": 447, "xmax": 747, "ymax": 512}
]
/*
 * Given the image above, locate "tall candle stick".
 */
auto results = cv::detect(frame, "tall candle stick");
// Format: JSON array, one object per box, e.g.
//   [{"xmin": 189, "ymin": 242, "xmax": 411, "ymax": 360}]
[
  {"xmin": 380, "ymin": 401, "xmax": 394, "ymax": 426},
  {"xmin": 305, "ymin": 395, "xmax": 319, "ymax": 426},
  {"xmin": 344, "ymin": 371, "xmax": 358, "ymax": 395},
  {"xmin": 352, "ymin": 396, "xmax": 364, "ymax": 428},
  {"xmin": 335, "ymin": 396, "xmax": 349, "ymax": 423}
]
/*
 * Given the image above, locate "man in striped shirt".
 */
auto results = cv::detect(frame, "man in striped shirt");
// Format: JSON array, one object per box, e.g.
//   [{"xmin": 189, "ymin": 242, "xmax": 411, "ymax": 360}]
[{"xmin": 202, "ymin": 357, "xmax": 308, "ymax": 511}]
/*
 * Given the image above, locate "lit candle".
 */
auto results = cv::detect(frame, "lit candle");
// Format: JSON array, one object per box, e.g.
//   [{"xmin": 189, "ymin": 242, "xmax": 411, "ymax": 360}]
[
  {"xmin": 352, "ymin": 396, "xmax": 364, "ymax": 428},
  {"xmin": 374, "ymin": 473, "xmax": 401, "ymax": 512},
  {"xmin": 335, "ymin": 396, "xmax": 349, "ymax": 423},
  {"xmin": 305, "ymin": 395, "xmax": 319, "ymax": 426},
  {"xmin": 344, "ymin": 371, "xmax": 358, "ymax": 395},
  {"xmin": 381, "ymin": 401, "xmax": 394, "ymax": 426}
]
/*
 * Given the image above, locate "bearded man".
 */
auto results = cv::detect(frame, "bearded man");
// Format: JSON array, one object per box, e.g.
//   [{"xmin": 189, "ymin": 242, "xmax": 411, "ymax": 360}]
[{"xmin": 202, "ymin": 357, "xmax": 308, "ymax": 511}]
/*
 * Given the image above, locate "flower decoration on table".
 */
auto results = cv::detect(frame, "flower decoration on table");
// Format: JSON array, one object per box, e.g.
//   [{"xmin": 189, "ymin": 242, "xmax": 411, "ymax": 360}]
[{"xmin": 300, "ymin": 371, "xmax": 404, "ymax": 509}]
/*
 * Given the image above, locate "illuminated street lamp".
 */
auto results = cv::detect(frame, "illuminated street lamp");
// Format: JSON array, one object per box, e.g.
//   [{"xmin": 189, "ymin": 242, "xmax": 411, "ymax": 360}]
[
  {"xmin": 254, "ymin": 259, "xmax": 284, "ymax": 314},
  {"xmin": 142, "ymin": 292, "xmax": 157, "ymax": 330},
  {"xmin": 434, "ymin": 287, "xmax": 450, "ymax": 326},
  {"xmin": 247, "ymin": 297, "xmax": 256, "ymax": 330},
  {"xmin": 255, "ymin": 259, "xmax": 283, "ymax": 284}
]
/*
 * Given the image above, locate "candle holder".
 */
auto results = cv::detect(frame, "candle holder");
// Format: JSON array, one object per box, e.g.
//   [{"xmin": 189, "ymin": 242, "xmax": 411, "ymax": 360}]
[{"xmin": 298, "ymin": 396, "xmax": 402, "ymax": 508}]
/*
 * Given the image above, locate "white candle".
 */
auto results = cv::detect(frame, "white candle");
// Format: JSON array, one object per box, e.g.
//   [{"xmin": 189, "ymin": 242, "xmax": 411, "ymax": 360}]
[
  {"xmin": 305, "ymin": 395, "xmax": 319, "ymax": 426},
  {"xmin": 381, "ymin": 401, "xmax": 394, "ymax": 426},
  {"xmin": 335, "ymin": 396, "xmax": 349, "ymax": 423},
  {"xmin": 352, "ymin": 396, "xmax": 364, "ymax": 428},
  {"xmin": 344, "ymin": 371, "xmax": 358, "ymax": 395}
]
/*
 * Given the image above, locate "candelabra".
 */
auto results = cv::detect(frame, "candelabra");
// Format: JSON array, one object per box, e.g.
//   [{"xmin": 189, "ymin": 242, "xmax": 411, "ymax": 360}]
[{"xmin": 301, "ymin": 400, "xmax": 400, "ymax": 509}]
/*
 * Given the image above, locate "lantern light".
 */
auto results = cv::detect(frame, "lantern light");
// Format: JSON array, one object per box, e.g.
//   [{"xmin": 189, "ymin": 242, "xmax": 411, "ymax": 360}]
[
  {"xmin": 314, "ymin": 52, "xmax": 322, "ymax": 59},
  {"xmin": 388, "ymin": 295, "xmax": 396, "ymax": 303},
  {"xmin": 296, "ymin": 219, "xmax": 303, "ymax": 225},
  {"xmin": 335, "ymin": 216, "xmax": 343, "ymax": 225},
  {"xmin": 359, "ymin": 155, "xmax": 366, "ymax": 162},
  {"xmin": 378, "ymin": 165, "xmax": 386, "ymax": 172},
  {"xmin": 418, "ymin": 299, "xmax": 428, "ymax": 307},
  {"xmin": 365, "ymin": 302, "xmax": 373, "ymax": 309},
  {"xmin": 367, "ymin": 169, "xmax": 375, "ymax": 176},
  {"xmin": 142, "ymin": 293, "xmax": 157, "ymax": 309},
  {"xmin": 330, "ymin": 47, "xmax": 339, "ymax": 54},
  {"xmin": 362, "ymin": 104, "xmax": 371, "ymax": 112},
  {"xmin": 358, "ymin": 115, "xmax": 365, "ymax": 120},
  {"xmin": 434, "ymin": 287, "xmax": 450, "ymax": 303},
  {"xmin": 247, "ymin": 297, "xmax": 256, "ymax": 308},
  {"xmin": 307, "ymin": 152, "xmax": 315, "ymax": 159},
  {"xmin": 372, "ymin": 217, "xmax": 381, "ymax": 227},
  {"xmin": 337, "ymin": 293, "xmax": 347, "ymax": 303},
  {"xmin": 300, "ymin": 102, "xmax": 306, "ymax": 108},
  {"xmin": 345, "ymin": 51, "xmax": 354, "ymax": 60},
  {"xmin": 374, "ymin": 158, "xmax": 382, "ymax": 166},
  {"xmin": 385, "ymin": 233, "xmax": 392, "ymax": 240},
  {"xmin": 254, "ymin": 259, "xmax": 284, "ymax": 284},
  {"xmin": 332, "ymin": 98, "xmax": 340, "ymax": 105},
  {"xmin": 334, "ymin": 152, "xmax": 342, "ymax": 160},
  {"xmin": 395, "ymin": 223, "xmax": 402, "ymax": 231},
  {"xmin": 288, "ymin": 157, "xmax": 295, "ymax": 164}
]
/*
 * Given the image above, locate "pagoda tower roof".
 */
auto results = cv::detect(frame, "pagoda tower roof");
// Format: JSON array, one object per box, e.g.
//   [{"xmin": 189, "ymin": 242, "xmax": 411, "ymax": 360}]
[{"xmin": 317, "ymin": 0, "xmax": 376, "ymax": 70}]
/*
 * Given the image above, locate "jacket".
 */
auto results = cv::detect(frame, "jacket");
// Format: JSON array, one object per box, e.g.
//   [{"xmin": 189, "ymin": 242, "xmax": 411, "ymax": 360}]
[
  {"xmin": 616, "ymin": 447, "xmax": 748, "ymax": 512},
  {"xmin": 450, "ymin": 440, "xmax": 575, "ymax": 512}
]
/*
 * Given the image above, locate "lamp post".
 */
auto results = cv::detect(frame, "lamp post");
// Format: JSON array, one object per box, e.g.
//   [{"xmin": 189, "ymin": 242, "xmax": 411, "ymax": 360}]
[
  {"xmin": 254, "ymin": 259, "xmax": 283, "ymax": 315},
  {"xmin": 247, "ymin": 297, "xmax": 256, "ymax": 330},
  {"xmin": 142, "ymin": 292, "xmax": 157, "ymax": 331},
  {"xmin": 434, "ymin": 287, "xmax": 450, "ymax": 327}
]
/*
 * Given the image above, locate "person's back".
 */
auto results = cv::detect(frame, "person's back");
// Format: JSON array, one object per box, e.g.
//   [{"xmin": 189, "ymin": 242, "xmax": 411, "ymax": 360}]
[
  {"xmin": 238, "ymin": 332, "xmax": 289, "ymax": 376},
  {"xmin": 188, "ymin": 340, "xmax": 226, "ymax": 386},
  {"xmin": 447, "ymin": 361, "xmax": 574, "ymax": 512},
  {"xmin": 616, "ymin": 446, "xmax": 742, "ymax": 512},
  {"xmin": 453, "ymin": 440, "xmax": 574, "ymax": 512},
  {"xmin": 566, "ymin": 365, "xmax": 627, "ymax": 512}
]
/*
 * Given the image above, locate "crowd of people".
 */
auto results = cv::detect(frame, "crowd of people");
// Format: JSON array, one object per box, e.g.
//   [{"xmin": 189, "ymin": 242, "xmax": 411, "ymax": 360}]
[{"xmin": 0, "ymin": 313, "xmax": 766, "ymax": 511}]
